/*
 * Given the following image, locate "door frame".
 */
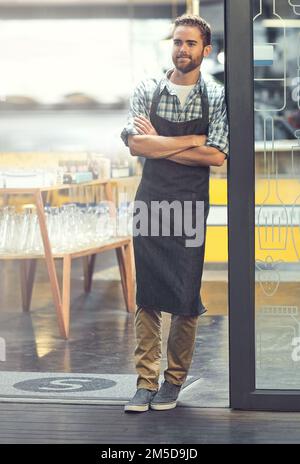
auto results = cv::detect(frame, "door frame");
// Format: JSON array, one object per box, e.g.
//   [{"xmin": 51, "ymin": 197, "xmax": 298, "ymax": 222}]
[{"xmin": 226, "ymin": 0, "xmax": 300, "ymax": 411}]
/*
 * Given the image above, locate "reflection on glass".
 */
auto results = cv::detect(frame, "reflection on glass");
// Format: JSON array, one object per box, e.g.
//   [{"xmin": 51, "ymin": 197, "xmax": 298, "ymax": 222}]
[
  {"xmin": 254, "ymin": 0, "xmax": 300, "ymax": 389},
  {"xmin": 254, "ymin": 0, "xmax": 286, "ymax": 112}
]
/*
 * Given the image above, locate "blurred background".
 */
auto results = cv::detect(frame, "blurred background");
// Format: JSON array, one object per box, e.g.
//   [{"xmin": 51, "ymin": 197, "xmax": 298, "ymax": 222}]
[
  {"xmin": 1, "ymin": 0, "xmax": 300, "ymax": 403},
  {"xmin": 0, "ymin": 0, "xmax": 224, "ymax": 154},
  {"xmin": 0, "ymin": 1, "xmax": 230, "ymax": 407}
]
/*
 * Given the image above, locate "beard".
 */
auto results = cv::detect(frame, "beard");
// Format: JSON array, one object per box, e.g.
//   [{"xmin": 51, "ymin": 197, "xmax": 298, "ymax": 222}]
[{"xmin": 173, "ymin": 53, "xmax": 204, "ymax": 74}]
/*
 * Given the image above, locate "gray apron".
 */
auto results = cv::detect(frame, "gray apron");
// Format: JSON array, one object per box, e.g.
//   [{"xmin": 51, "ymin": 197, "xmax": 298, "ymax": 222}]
[{"xmin": 133, "ymin": 79, "xmax": 210, "ymax": 316}]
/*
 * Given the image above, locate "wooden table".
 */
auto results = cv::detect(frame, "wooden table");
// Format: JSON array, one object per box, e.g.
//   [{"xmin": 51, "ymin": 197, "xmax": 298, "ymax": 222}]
[{"xmin": 0, "ymin": 179, "xmax": 135, "ymax": 339}]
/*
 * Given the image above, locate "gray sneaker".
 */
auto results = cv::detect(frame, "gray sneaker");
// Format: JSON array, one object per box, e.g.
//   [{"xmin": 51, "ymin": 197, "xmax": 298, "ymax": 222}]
[
  {"xmin": 124, "ymin": 388, "xmax": 157, "ymax": 413},
  {"xmin": 150, "ymin": 380, "xmax": 182, "ymax": 411}
]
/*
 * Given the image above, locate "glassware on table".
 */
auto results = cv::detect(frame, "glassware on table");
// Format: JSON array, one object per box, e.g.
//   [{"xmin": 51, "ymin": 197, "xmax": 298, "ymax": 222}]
[{"xmin": 0, "ymin": 200, "xmax": 118, "ymax": 255}]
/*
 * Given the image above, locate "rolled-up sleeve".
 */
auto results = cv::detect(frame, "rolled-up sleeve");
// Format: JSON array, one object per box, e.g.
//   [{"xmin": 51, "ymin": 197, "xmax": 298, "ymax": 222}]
[
  {"xmin": 206, "ymin": 87, "xmax": 229, "ymax": 158},
  {"xmin": 120, "ymin": 80, "xmax": 150, "ymax": 147}
]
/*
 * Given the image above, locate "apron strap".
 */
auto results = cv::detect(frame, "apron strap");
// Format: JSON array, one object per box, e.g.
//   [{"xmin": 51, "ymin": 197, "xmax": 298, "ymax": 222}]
[
  {"xmin": 200, "ymin": 81, "xmax": 209, "ymax": 131},
  {"xmin": 149, "ymin": 83, "xmax": 164, "ymax": 123}
]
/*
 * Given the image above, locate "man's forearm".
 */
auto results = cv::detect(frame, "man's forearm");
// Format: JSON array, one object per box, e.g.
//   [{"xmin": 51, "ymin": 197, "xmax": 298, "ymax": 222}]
[
  {"xmin": 128, "ymin": 134, "xmax": 206, "ymax": 159},
  {"xmin": 168, "ymin": 146, "xmax": 226, "ymax": 167}
]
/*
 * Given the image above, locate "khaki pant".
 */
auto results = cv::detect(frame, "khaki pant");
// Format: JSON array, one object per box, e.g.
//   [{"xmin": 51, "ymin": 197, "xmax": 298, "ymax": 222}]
[{"xmin": 134, "ymin": 306, "xmax": 200, "ymax": 391}]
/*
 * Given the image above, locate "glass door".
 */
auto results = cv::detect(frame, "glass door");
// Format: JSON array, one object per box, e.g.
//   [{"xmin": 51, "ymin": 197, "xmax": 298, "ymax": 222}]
[{"xmin": 227, "ymin": 0, "xmax": 300, "ymax": 410}]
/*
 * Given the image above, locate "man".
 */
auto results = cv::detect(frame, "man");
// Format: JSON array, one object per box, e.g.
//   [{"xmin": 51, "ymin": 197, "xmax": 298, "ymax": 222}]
[{"xmin": 121, "ymin": 14, "xmax": 228, "ymax": 413}]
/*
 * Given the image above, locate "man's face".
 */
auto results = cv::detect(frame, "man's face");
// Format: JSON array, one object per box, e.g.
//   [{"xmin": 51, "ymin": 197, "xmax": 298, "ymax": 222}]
[{"xmin": 172, "ymin": 25, "xmax": 212, "ymax": 74}]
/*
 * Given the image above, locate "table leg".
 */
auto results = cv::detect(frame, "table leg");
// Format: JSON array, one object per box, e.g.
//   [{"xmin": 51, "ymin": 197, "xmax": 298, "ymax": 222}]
[
  {"xmin": 62, "ymin": 255, "xmax": 71, "ymax": 339},
  {"xmin": 34, "ymin": 191, "xmax": 68, "ymax": 339},
  {"xmin": 123, "ymin": 242, "xmax": 135, "ymax": 313},
  {"xmin": 116, "ymin": 247, "xmax": 129, "ymax": 311},
  {"xmin": 19, "ymin": 259, "xmax": 37, "ymax": 312},
  {"xmin": 83, "ymin": 254, "xmax": 96, "ymax": 293}
]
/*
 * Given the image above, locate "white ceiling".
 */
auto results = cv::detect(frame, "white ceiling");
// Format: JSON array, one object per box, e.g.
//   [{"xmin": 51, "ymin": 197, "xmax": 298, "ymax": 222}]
[
  {"xmin": 0, "ymin": 1, "xmax": 222, "ymax": 8},
  {"xmin": 0, "ymin": 1, "xmax": 186, "ymax": 5}
]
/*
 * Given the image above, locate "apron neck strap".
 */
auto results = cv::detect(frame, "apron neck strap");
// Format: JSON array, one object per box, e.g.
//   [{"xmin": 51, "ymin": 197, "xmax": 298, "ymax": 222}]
[{"xmin": 150, "ymin": 82, "xmax": 164, "ymax": 121}]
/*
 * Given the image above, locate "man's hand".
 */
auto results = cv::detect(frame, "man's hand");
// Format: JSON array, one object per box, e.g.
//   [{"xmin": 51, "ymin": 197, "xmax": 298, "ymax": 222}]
[
  {"xmin": 134, "ymin": 115, "xmax": 158, "ymax": 136},
  {"xmin": 168, "ymin": 145, "xmax": 226, "ymax": 167},
  {"xmin": 128, "ymin": 120, "xmax": 207, "ymax": 160},
  {"xmin": 129, "ymin": 115, "xmax": 224, "ymax": 166},
  {"xmin": 194, "ymin": 134, "xmax": 207, "ymax": 146},
  {"xmin": 133, "ymin": 117, "xmax": 207, "ymax": 147}
]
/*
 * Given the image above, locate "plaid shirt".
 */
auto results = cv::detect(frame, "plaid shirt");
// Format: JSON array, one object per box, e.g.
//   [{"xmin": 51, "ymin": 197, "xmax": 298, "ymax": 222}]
[{"xmin": 120, "ymin": 68, "xmax": 229, "ymax": 157}]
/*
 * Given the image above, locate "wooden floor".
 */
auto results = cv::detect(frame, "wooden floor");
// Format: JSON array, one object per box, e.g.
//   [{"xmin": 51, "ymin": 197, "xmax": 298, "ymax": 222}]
[{"xmin": 1, "ymin": 402, "xmax": 300, "ymax": 444}]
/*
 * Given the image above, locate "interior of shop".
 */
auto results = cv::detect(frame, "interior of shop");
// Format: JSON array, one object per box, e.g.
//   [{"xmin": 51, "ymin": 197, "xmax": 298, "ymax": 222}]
[
  {"xmin": 1, "ymin": 0, "xmax": 300, "ymax": 407},
  {"xmin": 0, "ymin": 0, "xmax": 229, "ymax": 406}
]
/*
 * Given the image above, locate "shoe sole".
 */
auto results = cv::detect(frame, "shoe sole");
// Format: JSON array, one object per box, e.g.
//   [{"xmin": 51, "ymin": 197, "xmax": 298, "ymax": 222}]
[
  {"xmin": 124, "ymin": 403, "xmax": 150, "ymax": 413},
  {"xmin": 150, "ymin": 401, "xmax": 177, "ymax": 411}
]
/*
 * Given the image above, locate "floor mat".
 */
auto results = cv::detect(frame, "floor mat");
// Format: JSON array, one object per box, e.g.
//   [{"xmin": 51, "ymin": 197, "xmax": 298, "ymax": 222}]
[
  {"xmin": 178, "ymin": 376, "xmax": 229, "ymax": 407},
  {"xmin": 0, "ymin": 371, "xmax": 200, "ymax": 405}
]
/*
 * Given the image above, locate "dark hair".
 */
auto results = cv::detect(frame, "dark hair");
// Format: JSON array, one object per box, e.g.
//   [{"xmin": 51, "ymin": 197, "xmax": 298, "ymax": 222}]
[{"xmin": 173, "ymin": 14, "xmax": 211, "ymax": 47}]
